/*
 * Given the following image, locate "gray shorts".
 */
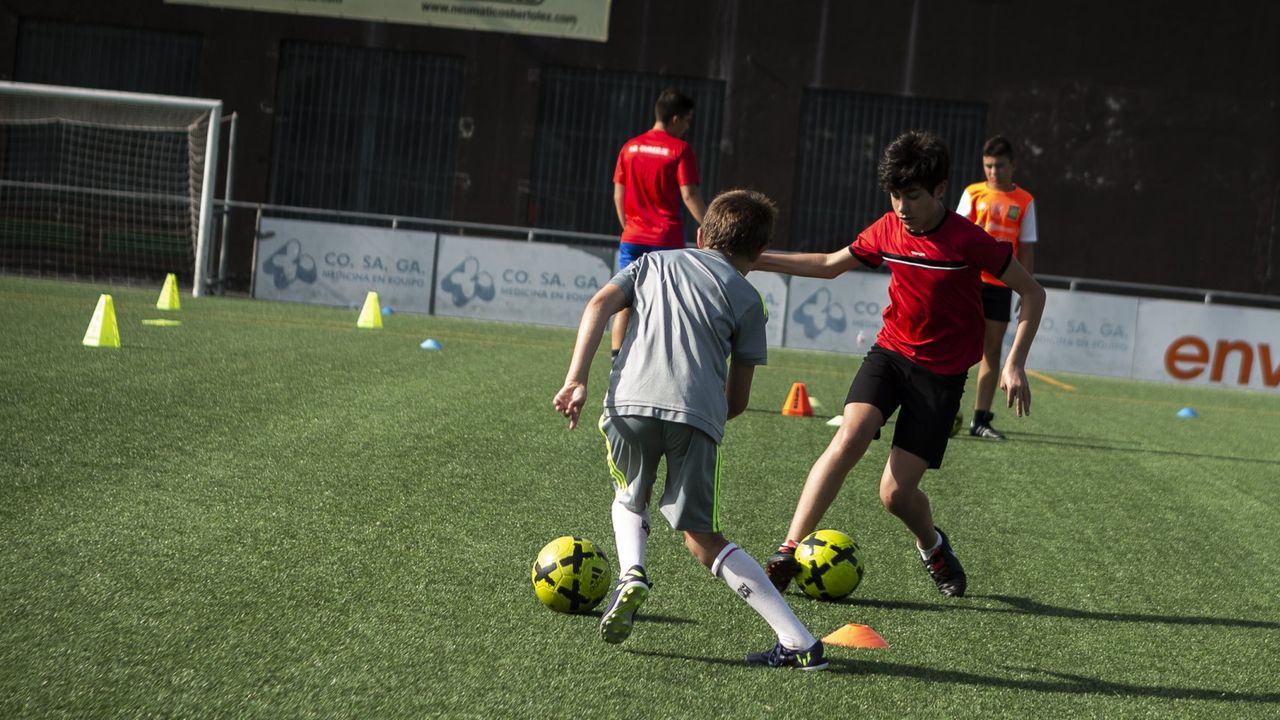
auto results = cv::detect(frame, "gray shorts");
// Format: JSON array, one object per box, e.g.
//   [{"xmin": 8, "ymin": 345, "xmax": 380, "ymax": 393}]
[{"xmin": 597, "ymin": 414, "xmax": 722, "ymax": 533}]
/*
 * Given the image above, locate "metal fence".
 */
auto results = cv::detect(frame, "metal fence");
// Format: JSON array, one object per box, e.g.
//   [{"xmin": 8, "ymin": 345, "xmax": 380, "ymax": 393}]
[
  {"xmin": 790, "ymin": 88, "xmax": 987, "ymax": 251},
  {"xmin": 529, "ymin": 65, "xmax": 725, "ymax": 245},
  {"xmin": 15, "ymin": 19, "xmax": 202, "ymax": 96},
  {"xmin": 269, "ymin": 41, "xmax": 465, "ymax": 220}
]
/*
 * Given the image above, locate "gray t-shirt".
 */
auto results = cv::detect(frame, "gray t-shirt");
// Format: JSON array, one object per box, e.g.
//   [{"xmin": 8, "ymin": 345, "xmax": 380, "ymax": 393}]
[{"xmin": 605, "ymin": 248, "xmax": 768, "ymax": 443}]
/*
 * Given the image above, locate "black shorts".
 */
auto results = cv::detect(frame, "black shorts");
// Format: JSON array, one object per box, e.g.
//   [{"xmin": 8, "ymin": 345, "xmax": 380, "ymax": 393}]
[
  {"xmin": 982, "ymin": 283, "xmax": 1014, "ymax": 323},
  {"xmin": 845, "ymin": 346, "xmax": 967, "ymax": 469}
]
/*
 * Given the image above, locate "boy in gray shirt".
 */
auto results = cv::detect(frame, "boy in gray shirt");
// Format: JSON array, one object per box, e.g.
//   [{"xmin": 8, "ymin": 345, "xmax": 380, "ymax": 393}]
[{"xmin": 553, "ymin": 189, "xmax": 827, "ymax": 670}]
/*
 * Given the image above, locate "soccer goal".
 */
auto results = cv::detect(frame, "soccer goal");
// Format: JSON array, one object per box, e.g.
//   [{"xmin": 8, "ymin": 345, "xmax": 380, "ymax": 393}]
[{"xmin": 0, "ymin": 81, "xmax": 223, "ymax": 296}]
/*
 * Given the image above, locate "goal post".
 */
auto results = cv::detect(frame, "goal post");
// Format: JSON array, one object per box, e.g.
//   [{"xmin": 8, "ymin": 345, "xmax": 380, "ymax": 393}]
[{"xmin": 0, "ymin": 81, "xmax": 223, "ymax": 296}]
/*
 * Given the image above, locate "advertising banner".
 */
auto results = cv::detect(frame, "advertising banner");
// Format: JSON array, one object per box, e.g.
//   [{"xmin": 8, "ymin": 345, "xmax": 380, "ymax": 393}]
[
  {"xmin": 165, "ymin": 0, "xmax": 611, "ymax": 42},
  {"xmin": 433, "ymin": 235, "xmax": 613, "ymax": 327},
  {"xmin": 782, "ymin": 271, "xmax": 890, "ymax": 354},
  {"xmin": 747, "ymin": 271, "xmax": 789, "ymax": 348},
  {"xmin": 254, "ymin": 218, "xmax": 436, "ymax": 313},
  {"xmin": 1022, "ymin": 290, "xmax": 1138, "ymax": 378},
  {"xmin": 1132, "ymin": 300, "xmax": 1280, "ymax": 392}
]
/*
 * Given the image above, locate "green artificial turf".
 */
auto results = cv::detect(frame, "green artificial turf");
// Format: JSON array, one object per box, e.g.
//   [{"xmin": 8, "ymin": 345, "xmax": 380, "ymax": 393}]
[{"xmin": 1, "ymin": 275, "xmax": 1277, "ymax": 719}]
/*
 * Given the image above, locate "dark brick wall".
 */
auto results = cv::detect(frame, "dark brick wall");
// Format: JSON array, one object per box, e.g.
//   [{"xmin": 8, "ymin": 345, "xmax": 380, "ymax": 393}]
[{"xmin": 2, "ymin": 0, "xmax": 1276, "ymax": 294}]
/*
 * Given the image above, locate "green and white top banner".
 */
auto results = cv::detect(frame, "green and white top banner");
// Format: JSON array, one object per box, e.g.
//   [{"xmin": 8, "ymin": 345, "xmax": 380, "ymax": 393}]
[{"xmin": 166, "ymin": 0, "xmax": 611, "ymax": 42}]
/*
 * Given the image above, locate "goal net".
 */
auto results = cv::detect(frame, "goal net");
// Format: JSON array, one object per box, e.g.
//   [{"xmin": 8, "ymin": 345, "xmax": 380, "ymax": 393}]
[{"xmin": 0, "ymin": 81, "xmax": 222, "ymax": 295}]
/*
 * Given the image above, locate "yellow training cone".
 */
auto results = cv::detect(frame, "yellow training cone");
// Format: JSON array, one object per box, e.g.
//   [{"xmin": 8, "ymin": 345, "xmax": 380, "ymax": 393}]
[
  {"xmin": 156, "ymin": 273, "xmax": 180, "ymax": 310},
  {"xmin": 83, "ymin": 294, "xmax": 121, "ymax": 348},
  {"xmin": 357, "ymin": 291, "xmax": 383, "ymax": 329}
]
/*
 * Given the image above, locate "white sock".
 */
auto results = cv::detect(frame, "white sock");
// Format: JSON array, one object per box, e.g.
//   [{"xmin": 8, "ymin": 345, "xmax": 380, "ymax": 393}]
[
  {"xmin": 712, "ymin": 543, "xmax": 816, "ymax": 650},
  {"xmin": 611, "ymin": 499, "xmax": 649, "ymax": 575},
  {"xmin": 918, "ymin": 530, "xmax": 942, "ymax": 560}
]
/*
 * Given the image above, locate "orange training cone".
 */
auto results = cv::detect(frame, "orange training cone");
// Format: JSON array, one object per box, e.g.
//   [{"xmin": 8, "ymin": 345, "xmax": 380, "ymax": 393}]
[
  {"xmin": 822, "ymin": 623, "xmax": 890, "ymax": 649},
  {"xmin": 782, "ymin": 382, "xmax": 813, "ymax": 417}
]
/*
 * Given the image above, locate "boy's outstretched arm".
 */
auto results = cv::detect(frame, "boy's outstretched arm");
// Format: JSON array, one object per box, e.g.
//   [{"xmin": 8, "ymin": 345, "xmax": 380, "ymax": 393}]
[
  {"xmin": 752, "ymin": 248, "xmax": 861, "ymax": 279},
  {"xmin": 553, "ymin": 283, "xmax": 628, "ymax": 429},
  {"xmin": 997, "ymin": 259, "xmax": 1047, "ymax": 417}
]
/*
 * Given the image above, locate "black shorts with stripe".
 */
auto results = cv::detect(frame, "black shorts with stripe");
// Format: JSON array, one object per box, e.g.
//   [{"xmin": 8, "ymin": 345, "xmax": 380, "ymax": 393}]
[{"xmin": 845, "ymin": 345, "xmax": 967, "ymax": 469}]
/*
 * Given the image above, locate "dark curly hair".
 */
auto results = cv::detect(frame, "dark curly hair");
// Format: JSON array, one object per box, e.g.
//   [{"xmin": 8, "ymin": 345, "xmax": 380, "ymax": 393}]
[{"xmin": 878, "ymin": 130, "xmax": 951, "ymax": 194}]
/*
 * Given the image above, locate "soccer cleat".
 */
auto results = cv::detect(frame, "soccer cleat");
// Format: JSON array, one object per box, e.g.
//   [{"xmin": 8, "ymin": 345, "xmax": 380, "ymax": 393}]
[
  {"xmin": 746, "ymin": 639, "xmax": 828, "ymax": 670},
  {"xmin": 764, "ymin": 545, "xmax": 800, "ymax": 592},
  {"xmin": 950, "ymin": 413, "xmax": 963, "ymax": 438},
  {"xmin": 920, "ymin": 527, "xmax": 967, "ymax": 597},
  {"xmin": 969, "ymin": 422, "xmax": 1006, "ymax": 440},
  {"xmin": 968, "ymin": 411, "xmax": 1006, "ymax": 440},
  {"xmin": 598, "ymin": 565, "xmax": 650, "ymax": 644}
]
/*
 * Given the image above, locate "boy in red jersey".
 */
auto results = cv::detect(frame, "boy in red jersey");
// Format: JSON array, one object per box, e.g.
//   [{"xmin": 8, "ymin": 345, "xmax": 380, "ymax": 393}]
[
  {"xmin": 756, "ymin": 130, "xmax": 1045, "ymax": 598},
  {"xmin": 610, "ymin": 88, "xmax": 707, "ymax": 358},
  {"xmin": 956, "ymin": 135, "xmax": 1039, "ymax": 440}
]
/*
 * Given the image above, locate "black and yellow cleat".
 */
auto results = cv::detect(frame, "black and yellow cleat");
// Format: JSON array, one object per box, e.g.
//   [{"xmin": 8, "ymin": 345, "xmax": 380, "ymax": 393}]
[
  {"xmin": 746, "ymin": 640, "xmax": 828, "ymax": 670},
  {"xmin": 599, "ymin": 565, "xmax": 650, "ymax": 644}
]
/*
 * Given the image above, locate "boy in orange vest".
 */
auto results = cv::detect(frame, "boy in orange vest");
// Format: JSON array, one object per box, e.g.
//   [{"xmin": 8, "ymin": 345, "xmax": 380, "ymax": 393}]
[{"xmin": 956, "ymin": 136, "xmax": 1038, "ymax": 439}]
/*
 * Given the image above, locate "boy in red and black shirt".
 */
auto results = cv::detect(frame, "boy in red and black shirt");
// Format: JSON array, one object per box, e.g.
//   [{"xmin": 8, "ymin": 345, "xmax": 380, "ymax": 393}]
[{"xmin": 756, "ymin": 130, "xmax": 1046, "ymax": 598}]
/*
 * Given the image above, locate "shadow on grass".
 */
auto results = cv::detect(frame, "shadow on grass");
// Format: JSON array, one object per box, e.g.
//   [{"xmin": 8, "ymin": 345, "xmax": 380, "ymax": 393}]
[
  {"xmin": 961, "ymin": 428, "xmax": 1147, "ymax": 447},
  {"xmin": 827, "ymin": 658, "xmax": 1280, "ymax": 703},
  {"xmin": 843, "ymin": 594, "xmax": 1280, "ymax": 631},
  {"xmin": 581, "ymin": 610, "xmax": 696, "ymax": 627},
  {"xmin": 982, "ymin": 433, "xmax": 1280, "ymax": 466},
  {"xmin": 742, "ymin": 406, "xmax": 830, "ymax": 419},
  {"xmin": 746, "ymin": 408, "xmax": 1280, "ymax": 466},
  {"xmin": 626, "ymin": 650, "xmax": 1280, "ymax": 703},
  {"xmin": 632, "ymin": 613, "xmax": 697, "ymax": 626}
]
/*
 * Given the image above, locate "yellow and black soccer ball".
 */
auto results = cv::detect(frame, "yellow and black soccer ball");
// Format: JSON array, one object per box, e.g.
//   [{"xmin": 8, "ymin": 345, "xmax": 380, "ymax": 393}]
[
  {"xmin": 531, "ymin": 535, "xmax": 612, "ymax": 613},
  {"xmin": 795, "ymin": 528, "xmax": 864, "ymax": 600}
]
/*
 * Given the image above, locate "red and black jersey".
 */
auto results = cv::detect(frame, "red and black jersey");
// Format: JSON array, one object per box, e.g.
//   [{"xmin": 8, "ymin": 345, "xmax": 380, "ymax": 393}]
[{"xmin": 851, "ymin": 211, "xmax": 1012, "ymax": 375}]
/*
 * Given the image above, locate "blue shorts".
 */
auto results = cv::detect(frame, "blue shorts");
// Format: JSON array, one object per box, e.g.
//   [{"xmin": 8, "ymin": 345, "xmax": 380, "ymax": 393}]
[{"xmin": 617, "ymin": 242, "xmax": 665, "ymax": 271}]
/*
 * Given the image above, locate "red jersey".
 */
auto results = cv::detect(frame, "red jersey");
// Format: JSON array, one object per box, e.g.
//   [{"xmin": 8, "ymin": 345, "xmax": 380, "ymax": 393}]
[
  {"xmin": 851, "ymin": 212, "xmax": 1012, "ymax": 374},
  {"xmin": 613, "ymin": 129, "xmax": 700, "ymax": 248}
]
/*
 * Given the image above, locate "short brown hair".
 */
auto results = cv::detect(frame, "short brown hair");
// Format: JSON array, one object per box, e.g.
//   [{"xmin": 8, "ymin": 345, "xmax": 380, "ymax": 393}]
[
  {"xmin": 982, "ymin": 135, "xmax": 1015, "ymax": 160},
  {"xmin": 654, "ymin": 88, "xmax": 695, "ymax": 125},
  {"xmin": 701, "ymin": 189, "xmax": 776, "ymax": 258}
]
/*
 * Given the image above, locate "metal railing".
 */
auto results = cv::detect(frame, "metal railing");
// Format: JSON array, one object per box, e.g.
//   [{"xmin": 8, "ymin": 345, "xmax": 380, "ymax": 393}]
[
  {"xmin": 224, "ymin": 199, "xmax": 617, "ymax": 243},
  {"xmin": 1036, "ymin": 274, "xmax": 1280, "ymax": 309},
  {"xmin": 215, "ymin": 199, "xmax": 1280, "ymax": 310}
]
